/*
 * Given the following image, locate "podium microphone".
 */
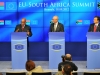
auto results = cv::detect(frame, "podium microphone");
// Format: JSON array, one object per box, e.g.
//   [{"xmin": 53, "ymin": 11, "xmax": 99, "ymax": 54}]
[{"xmin": 50, "ymin": 20, "xmax": 53, "ymax": 24}]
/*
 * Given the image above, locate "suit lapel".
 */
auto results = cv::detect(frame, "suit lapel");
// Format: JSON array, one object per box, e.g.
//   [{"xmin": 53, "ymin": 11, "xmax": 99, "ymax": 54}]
[
  {"xmin": 92, "ymin": 24, "xmax": 94, "ymax": 32},
  {"xmin": 52, "ymin": 24, "xmax": 54, "ymax": 32}
]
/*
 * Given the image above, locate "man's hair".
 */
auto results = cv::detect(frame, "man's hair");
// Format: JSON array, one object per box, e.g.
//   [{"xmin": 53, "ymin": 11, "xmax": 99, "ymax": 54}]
[
  {"xmin": 94, "ymin": 16, "xmax": 100, "ymax": 21},
  {"xmin": 25, "ymin": 60, "xmax": 35, "ymax": 71},
  {"xmin": 65, "ymin": 56, "xmax": 71, "ymax": 61},
  {"xmin": 63, "ymin": 64, "xmax": 72, "ymax": 75}
]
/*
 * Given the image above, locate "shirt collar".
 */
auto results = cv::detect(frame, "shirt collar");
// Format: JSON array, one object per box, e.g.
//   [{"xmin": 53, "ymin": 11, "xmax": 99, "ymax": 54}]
[
  {"xmin": 95, "ymin": 23, "xmax": 99, "ymax": 26},
  {"xmin": 22, "ymin": 25, "xmax": 25, "ymax": 28},
  {"xmin": 54, "ymin": 22, "xmax": 58, "ymax": 25}
]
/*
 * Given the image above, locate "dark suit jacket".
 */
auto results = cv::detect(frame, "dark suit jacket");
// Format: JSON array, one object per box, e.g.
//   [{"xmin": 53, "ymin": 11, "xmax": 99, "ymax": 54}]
[
  {"xmin": 49, "ymin": 22, "xmax": 64, "ymax": 32},
  {"xmin": 58, "ymin": 60, "xmax": 78, "ymax": 71},
  {"xmin": 88, "ymin": 23, "xmax": 100, "ymax": 32},
  {"xmin": 14, "ymin": 24, "xmax": 32, "ymax": 37}
]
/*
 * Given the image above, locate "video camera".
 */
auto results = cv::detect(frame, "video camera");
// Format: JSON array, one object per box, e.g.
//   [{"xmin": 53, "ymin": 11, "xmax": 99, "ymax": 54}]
[{"xmin": 61, "ymin": 55, "xmax": 66, "ymax": 62}]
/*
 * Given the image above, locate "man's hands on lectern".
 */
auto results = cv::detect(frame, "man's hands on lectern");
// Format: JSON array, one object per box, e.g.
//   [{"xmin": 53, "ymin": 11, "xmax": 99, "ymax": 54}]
[
  {"xmin": 27, "ymin": 30, "xmax": 30, "ymax": 35},
  {"xmin": 16, "ymin": 29, "xmax": 19, "ymax": 32}
]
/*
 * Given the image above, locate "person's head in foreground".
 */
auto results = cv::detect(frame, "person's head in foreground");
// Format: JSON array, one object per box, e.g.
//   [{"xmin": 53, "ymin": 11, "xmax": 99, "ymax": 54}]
[
  {"xmin": 26, "ymin": 60, "xmax": 35, "ymax": 71},
  {"xmin": 0, "ymin": 73, "xmax": 2, "ymax": 75},
  {"xmin": 62, "ymin": 64, "xmax": 72, "ymax": 75},
  {"xmin": 65, "ymin": 54, "xmax": 72, "ymax": 61}
]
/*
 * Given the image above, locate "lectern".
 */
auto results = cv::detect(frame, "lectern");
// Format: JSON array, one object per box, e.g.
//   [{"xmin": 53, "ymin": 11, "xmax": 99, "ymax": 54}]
[
  {"xmin": 11, "ymin": 32, "xmax": 27, "ymax": 69},
  {"xmin": 49, "ymin": 32, "xmax": 65, "ymax": 69},
  {"xmin": 87, "ymin": 32, "xmax": 100, "ymax": 69}
]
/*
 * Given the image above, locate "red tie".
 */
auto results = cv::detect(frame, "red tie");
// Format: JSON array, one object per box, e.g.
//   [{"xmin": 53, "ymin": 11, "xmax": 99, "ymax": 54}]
[
  {"xmin": 22, "ymin": 27, "xmax": 24, "ymax": 31},
  {"xmin": 94, "ymin": 25, "xmax": 97, "ymax": 32}
]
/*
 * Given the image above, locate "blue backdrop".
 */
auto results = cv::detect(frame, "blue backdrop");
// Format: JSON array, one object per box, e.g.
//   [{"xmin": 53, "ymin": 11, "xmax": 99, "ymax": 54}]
[{"xmin": 0, "ymin": 0, "xmax": 99, "ymax": 60}]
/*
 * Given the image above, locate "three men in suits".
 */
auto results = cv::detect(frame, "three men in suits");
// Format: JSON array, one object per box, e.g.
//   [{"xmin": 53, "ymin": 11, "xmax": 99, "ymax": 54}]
[
  {"xmin": 88, "ymin": 16, "xmax": 100, "ymax": 32},
  {"xmin": 49, "ymin": 16, "xmax": 64, "ymax": 32}
]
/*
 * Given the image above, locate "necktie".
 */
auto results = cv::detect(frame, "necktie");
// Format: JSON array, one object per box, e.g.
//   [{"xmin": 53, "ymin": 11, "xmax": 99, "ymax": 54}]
[
  {"xmin": 54, "ymin": 25, "xmax": 56, "ymax": 32},
  {"xmin": 94, "ymin": 25, "xmax": 97, "ymax": 32},
  {"xmin": 22, "ymin": 27, "xmax": 24, "ymax": 31}
]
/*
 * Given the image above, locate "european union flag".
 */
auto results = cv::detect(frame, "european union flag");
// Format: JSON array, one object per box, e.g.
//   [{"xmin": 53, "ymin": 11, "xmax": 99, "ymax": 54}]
[
  {"xmin": 5, "ymin": 20, "xmax": 12, "ymax": 25},
  {"xmin": 31, "ymin": 20, "xmax": 38, "ymax": 25},
  {"xmin": 84, "ymin": 20, "xmax": 90, "ymax": 25},
  {"xmin": 15, "ymin": 44, "xmax": 24, "ymax": 50},
  {"xmin": 52, "ymin": 44, "xmax": 61, "ymax": 50},
  {"xmin": 91, "ymin": 44, "xmax": 99, "ymax": 50},
  {"xmin": 6, "ymin": 2, "xmax": 17, "ymax": 10}
]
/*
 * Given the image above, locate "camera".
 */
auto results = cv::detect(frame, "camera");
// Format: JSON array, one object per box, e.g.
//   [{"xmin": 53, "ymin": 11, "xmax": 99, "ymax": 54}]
[
  {"xmin": 61, "ymin": 55, "xmax": 65, "ymax": 62},
  {"xmin": 61, "ymin": 55, "xmax": 65, "ymax": 58}
]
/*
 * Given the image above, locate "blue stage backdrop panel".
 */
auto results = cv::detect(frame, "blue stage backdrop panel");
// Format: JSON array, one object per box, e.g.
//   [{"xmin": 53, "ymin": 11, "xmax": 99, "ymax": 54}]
[
  {"xmin": 70, "ymin": 26, "xmax": 89, "ymax": 42},
  {"xmin": 29, "ymin": 28, "xmax": 43, "ymax": 42},
  {"xmin": 0, "ymin": 28, "xmax": 15, "ymax": 42},
  {"xmin": 17, "ymin": 13, "xmax": 43, "ymax": 27},
  {"xmin": 18, "ymin": 0, "xmax": 43, "ymax": 12},
  {"xmin": 44, "ymin": 13, "xmax": 69, "ymax": 27},
  {"xmin": 70, "ymin": 0, "xmax": 96, "ymax": 12},
  {"xmin": 0, "ymin": 12, "xmax": 17, "ymax": 27},
  {"xmin": 97, "ymin": 12, "xmax": 100, "ymax": 16},
  {"xmin": 44, "ymin": 27, "xmax": 69, "ymax": 42},
  {"xmin": 43, "ymin": 0, "xmax": 69, "ymax": 13},
  {"xmin": 70, "ymin": 13, "xmax": 96, "ymax": 26},
  {"xmin": 0, "ymin": 0, "xmax": 17, "ymax": 12}
]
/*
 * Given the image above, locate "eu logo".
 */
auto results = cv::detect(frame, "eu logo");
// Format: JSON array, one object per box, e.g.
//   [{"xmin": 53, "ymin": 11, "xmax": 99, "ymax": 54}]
[
  {"xmin": 6, "ymin": 2, "xmax": 17, "ymax": 10},
  {"xmin": 5, "ymin": 20, "xmax": 12, "ymax": 25},
  {"xmin": 15, "ymin": 44, "xmax": 24, "ymax": 50},
  {"xmin": 91, "ymin": 44, "xmax": 99, "ymax": 50},
  {"xmin": 84, "ymin": 20, "xmax": 90, "ymax": 25},
  {"xmin": 52, "ymin": 44, "xmax": 61, "ymax": 50}
]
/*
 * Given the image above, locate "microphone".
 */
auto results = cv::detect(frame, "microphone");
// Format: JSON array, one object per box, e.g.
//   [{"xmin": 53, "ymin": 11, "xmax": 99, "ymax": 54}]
[{"xmin": 50, "ymin": 20, "xmax": 53, "ymax": 24}]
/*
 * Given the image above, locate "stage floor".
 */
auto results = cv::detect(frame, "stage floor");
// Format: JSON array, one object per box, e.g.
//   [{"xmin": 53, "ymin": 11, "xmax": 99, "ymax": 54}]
[{"xmin": 0, "ymin": 61, "xmax": 86, "ymax": 69}]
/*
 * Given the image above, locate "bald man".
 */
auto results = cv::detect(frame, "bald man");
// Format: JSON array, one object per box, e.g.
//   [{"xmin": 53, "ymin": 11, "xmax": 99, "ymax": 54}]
[
  {"xmin": 58, "ymin": 54, "xmax": 78, "ymax": 71},
  {"xmin": 14, "ymin": 18, "xmax": 32, "ymax": 37},
  {"xmin": 14, "ymin": 18, "xmax": 32, "ymax": 60},
  {"xmin": 49, "ymin": 16, "xmax": 64, "ymax": 32}
]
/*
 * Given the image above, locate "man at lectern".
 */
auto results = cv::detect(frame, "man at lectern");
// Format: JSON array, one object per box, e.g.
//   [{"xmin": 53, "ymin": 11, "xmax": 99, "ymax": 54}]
[
  {"xmin": 49, "ymin": 16, "xmax": 64, "ymax": 32},
  {"xmin": 14, "ymin": 18, "xmax": 32, "ymax": 60},
  {"xmin": 14, "ymin": 18, "xmax": 32, "ymax": 36},
  {"xmin": 88, "ymin": 16, "xmax": 100, "ymax": 32}
]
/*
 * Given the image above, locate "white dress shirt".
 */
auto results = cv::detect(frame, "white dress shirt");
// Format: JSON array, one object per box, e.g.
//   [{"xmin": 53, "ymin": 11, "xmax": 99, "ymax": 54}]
[
  {"xmin": 95, "ymin": 23, "xmax": 99, "ymax": 27},
  {"xmin": 54, "ymin": 22, "xmax": 58, "ymax": 31}
]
